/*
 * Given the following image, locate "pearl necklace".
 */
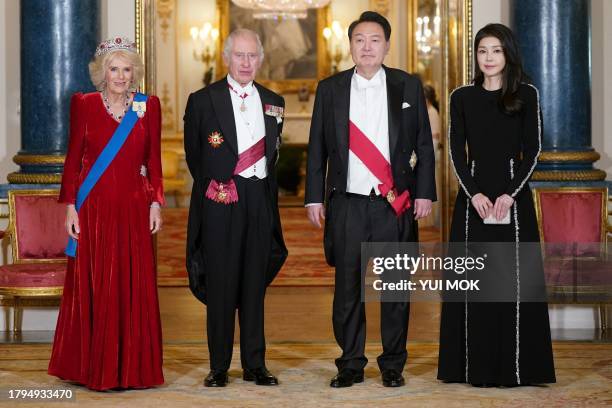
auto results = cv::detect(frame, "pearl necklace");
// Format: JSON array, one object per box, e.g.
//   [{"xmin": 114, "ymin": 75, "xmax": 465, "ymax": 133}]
[{"xmin": 102, "ymin": 91, "xmax": 131, "ymax": 120}]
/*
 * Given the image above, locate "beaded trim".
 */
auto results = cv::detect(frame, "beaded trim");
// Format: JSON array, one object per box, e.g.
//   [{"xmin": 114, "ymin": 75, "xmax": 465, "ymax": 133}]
[
  {"xmin": 463, "ymin": 159, "xmax": 476, "ymax": 382},
  {"xmin": 510, "ymin": 158, "xmax": 521, "ymax": 385}
]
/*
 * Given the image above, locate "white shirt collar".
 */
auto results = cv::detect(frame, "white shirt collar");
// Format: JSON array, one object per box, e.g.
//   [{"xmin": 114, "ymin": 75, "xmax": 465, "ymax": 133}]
[
  {"xmin": 353, "ymin": 67, "xmax": 385, "ymax": 90},
  {"xmin": 227, "ymin": 74, "xmax": 254, "ymax": 95}
]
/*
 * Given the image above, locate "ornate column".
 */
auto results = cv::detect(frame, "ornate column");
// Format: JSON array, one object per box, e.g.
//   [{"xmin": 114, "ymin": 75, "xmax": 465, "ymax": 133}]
[
  {"xmin": 510, "ymin": 0, "xmax": 606, "ymax": 182},
  {"xmin": 7, "ymin": 0, "xmax": 100, "ymax": 184}
]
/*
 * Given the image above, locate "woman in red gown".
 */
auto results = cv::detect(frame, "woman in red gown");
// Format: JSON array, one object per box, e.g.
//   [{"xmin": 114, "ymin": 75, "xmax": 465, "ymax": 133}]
[{"xmin": 48, "ymin": 37, "xmax": 165, "ymax": 390}]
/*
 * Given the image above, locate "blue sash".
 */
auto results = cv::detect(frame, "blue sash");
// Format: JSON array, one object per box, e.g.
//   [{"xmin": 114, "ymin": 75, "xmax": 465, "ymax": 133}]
[{"xmin": 65, "ymin": 93, "xmax": 148, "ymax": 257}]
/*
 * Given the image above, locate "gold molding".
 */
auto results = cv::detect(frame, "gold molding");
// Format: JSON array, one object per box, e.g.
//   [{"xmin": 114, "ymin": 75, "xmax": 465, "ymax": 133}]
[
  {"xmin": 136, "ymin": 0, "xmax": 145, "ymax": 91},
  {"xmin": 0, "ymin": 296, "xmax": 61, "ymax": 307},
  {"xmin": 465, "ymin": 0, "xmax": 473, "ymax": 82},
  {"xmin": 0, "ymin": 296, "xmax": 13, "ymax": 307},
  {"xmin": 157, "ymin": 0, "xmax": 174, "ymax": 43},
  {"xmin": 7, "ymin": 173, "xmax": 62, "ymax": 184},
  {"xmin": 370, "ymin": 0, "xmax": 391, "ymax": 17},
  {"xmin": 161, "ymin": 82, "xmax": 175, "ymax": 131},
  {"xmin": 539, "ymin": 151, "xmax": 601, "ymax": 163},
  {"xmin": 0, "ymin": 287, "xmax": 63, "ymax": 297},
  {"xmin": 13, "ymin": 154, "xmax": 65, "ymax": 166},
  {"xmin": 531, "ymin": 170, "xmax": 607, "ymax": 181},
  {"xmin": 136, "ymin": 0, "xmax": 155, "ymax": 93},
  {"xmin": 406, "ymin": 0, "xmax": 417, "ymax": 73}
]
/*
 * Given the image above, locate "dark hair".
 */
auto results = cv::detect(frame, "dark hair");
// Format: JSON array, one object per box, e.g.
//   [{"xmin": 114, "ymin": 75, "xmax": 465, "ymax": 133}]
[
  {"xmin": 423, "ymin": 84, "xmax": 439, "ymax": 112},
  {"xmin": 348, "ymin": 11, "xmax": 391, "ymax": 41},
  {"xmin": 473, "ymin": 23, "xmax": 530, "ymax": 115}
]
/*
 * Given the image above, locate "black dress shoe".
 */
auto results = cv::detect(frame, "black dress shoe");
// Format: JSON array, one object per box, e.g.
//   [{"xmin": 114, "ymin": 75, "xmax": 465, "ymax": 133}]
[
  {"xmin": 330, "ymin": 368, "xmax": 364, "ymax": 388},
  {"xmin": 243, "ymin": 367, "xmax": 279, "ymax": 385},
  {"xmin": 381, "ymin": 369, "xmax": 405, "ymax": 387},
  {"xmin": 204, "ymin": 370, "xmax": 228, "ymax": 387}
]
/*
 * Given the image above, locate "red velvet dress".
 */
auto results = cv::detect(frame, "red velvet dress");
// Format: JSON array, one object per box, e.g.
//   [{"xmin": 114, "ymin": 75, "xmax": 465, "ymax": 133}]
[{"xmin": 48, "ymin": 92, "xmax": 165, "ymax": 390}]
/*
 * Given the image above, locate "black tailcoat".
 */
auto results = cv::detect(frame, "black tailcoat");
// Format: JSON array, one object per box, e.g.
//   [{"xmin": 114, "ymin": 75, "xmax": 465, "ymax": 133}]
[{"xmin": 184, "ymin": 78, "xmax": 288, "ymax": 304}]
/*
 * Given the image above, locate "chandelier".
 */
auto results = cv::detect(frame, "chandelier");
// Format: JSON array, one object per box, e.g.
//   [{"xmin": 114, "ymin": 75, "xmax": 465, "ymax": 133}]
[
  {"xmin": 416, "ymin": 13, "xmax": 441, "ymax": 57},
  {"xmin": 231, "ymin": 0, "xmax": 331, "ymax": 19}
]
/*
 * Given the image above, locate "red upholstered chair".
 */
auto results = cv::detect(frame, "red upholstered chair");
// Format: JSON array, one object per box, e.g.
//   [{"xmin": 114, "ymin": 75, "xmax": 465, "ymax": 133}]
[
  {"xmin": 532, "ymin": 186, "xmax": 611, "ymax": 330},
  {"xmin": 0, "ymin": 190, "xmax": 67, "ymax": 332}
]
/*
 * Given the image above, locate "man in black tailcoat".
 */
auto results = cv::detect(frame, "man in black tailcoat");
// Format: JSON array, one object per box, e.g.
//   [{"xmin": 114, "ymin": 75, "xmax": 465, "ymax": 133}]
[
  {"xmin": 184, "ymin": 28, "xmax": 287, "ymax": 387},
  {"xmin": 305, "ymin": 11, "xmax": 436, "ymax": 388}
]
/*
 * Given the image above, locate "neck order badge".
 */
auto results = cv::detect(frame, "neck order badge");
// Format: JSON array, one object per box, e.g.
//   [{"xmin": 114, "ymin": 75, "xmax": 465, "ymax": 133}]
[{"xmin": 65, "ymin": 93, "xmax": 149, "ymax": 257}]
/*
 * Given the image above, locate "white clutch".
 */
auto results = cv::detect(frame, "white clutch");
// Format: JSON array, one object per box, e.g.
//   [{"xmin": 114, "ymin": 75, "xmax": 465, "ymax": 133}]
[{"xmin": 483, "ymin": 210, "xmax": 511, "ymax": 225}]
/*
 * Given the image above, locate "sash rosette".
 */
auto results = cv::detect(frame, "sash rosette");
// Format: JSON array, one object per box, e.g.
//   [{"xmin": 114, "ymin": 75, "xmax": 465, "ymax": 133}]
[{"xmin": 205, "ymin": 137, "xmax": 266, "ymax": 204}]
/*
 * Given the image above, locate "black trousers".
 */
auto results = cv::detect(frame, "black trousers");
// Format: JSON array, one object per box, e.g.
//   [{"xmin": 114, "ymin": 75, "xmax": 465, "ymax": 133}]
[
  {"xmin": 329, "ymin": 192, "xmax": 415, "ymax": 372},
  {"xmin": 202, "ymin": 176, "xmax": 272, "ymax": 371}
]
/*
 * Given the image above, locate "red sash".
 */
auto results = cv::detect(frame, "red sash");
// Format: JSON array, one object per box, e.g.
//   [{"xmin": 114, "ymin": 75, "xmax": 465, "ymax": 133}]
[
  {"xmin": 205, "ymin": 137, "xmax": 265, "ymax": 204},
  {"xmin": 348, "ymin": 120, "xmax": 411, "ymax": 217}
]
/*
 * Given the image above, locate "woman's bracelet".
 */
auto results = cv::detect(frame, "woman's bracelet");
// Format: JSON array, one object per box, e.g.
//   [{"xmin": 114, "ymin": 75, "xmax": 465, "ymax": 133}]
[{"xmin": 150, "ymin": 202, "xmax": 161, "ymax": 209}]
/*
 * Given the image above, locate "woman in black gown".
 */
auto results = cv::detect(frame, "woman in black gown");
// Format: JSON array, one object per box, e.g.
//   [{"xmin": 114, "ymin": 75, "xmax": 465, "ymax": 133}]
[{"xmin": 437, "ymin": 23, "xmax": 556, "ymax": 386}]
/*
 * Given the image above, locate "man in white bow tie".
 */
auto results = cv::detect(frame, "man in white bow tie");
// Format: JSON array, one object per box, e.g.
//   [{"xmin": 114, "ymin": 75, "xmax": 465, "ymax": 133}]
[
  {"xmin": 184, "ymin": 29, "xmax": 288, "ymax": 388},
  {"xmin": 305, "ymin": 11, "xmax": 436, "ymax": 388}
]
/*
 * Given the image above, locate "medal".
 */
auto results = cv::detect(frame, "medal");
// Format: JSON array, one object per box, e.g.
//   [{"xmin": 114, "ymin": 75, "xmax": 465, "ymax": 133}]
[
  {"xmin": 228, "ymin": 83, "xmax": 249, "ymax": 112},
  {"xmin": 132, "ymin": 101, "xmax": 146, "ymax": 118},
  {"xmin": 215, "ymin": 183, "xmax": 230, "ymax": 203},
  {"xmin": 409, "ymin": 151, "xmax": 418, "ymax": 169},
  {"xmin": 386, "ymin": 190, "xmax": 396, "ymax": 204},
  {"xmin": 217, "ymin": 190, "xmax": 228, "ymax": 202},
  {"xmin": 264, "ymin": 104, "xmax": 284, "ymax": 118},
  {"xmin": 208, "ymin": 131, "xmax": 224, "ymax": 148}
]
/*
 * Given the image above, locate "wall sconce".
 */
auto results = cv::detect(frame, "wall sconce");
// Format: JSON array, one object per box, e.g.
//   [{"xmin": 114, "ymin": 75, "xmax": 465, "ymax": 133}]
[
  {"xmin": 190, "ymin": 22, "xmax": 219, "ymax": 85},
  {"xmin": 323, "ymin": 20, "xmax": 349, "ymax": 74}
]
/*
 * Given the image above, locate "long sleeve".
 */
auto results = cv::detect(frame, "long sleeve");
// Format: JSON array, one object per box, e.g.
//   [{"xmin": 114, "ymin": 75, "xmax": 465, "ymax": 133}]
[
  {"xmin": 504, "ymin": 84, "xmax": 541, "ymax": 197},
  {"xmin": 183, "ymin": 93, "xmax": 201, "ymax": 182},
  {"xmin": 59, "ymin": 93, "xmax": 86, "ymax": 204},
  {"xmin": 146, "ymin": 95, "xmax": 165, "ymax": 205},
  {"xmin": 448, "ymin": 88, "xmax": 480, "ymax": 198},
  {"xmin": 413, "ymin": 79, "xmax": 437, "ymax": 201},
  {"xmin": 304, "ymin": 83, "xmax": 328, "ymax": 205}
]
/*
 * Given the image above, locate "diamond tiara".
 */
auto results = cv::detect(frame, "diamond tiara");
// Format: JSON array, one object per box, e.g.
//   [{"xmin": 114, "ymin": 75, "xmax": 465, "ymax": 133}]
[{"xmin": 95, "ymin": 37, "xmax": 137, "ymax": 57}]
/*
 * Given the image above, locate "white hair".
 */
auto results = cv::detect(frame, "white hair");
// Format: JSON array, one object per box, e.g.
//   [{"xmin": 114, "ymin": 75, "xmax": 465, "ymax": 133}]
[{"xmin": 222, "ymin": 28, "xmax": 265, "ymax": 61}]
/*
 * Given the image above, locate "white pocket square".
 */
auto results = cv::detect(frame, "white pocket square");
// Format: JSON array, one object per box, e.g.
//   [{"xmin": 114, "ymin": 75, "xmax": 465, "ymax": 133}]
[
  {"xmin": 402, "ymin": 102, "xmax": 411, "ymax": 109},
  {"xmin": 276, "ymin": 116, "xmax": 283, "ymax": 124}
]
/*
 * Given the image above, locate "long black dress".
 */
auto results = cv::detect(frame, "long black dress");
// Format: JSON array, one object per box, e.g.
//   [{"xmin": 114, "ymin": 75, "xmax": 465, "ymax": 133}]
[{"xmin": 437, "ymin": 83, "xmax": 556, "ymax": 385}]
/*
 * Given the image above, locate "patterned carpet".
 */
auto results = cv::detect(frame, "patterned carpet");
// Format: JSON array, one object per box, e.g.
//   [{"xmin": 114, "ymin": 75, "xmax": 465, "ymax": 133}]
[
  {"xmin": 1, "ymin": 342, "xmax": 611, "ymax": 407},
  {"xmin": 157, "ymin": 208, "xmax": 440, "ymax": 287}
]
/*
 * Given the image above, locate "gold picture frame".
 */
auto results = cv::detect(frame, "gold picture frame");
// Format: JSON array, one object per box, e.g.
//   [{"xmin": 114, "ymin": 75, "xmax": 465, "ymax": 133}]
[{"xmin": 215, "ymin": 0, "xmax": 331, "ymax": 93}]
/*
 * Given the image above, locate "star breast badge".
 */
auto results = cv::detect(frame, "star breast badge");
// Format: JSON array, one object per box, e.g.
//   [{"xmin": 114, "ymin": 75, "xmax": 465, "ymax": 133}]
[{"xmin": 208, "ymin": 131, "xmax": 224, "ymax": 148}]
